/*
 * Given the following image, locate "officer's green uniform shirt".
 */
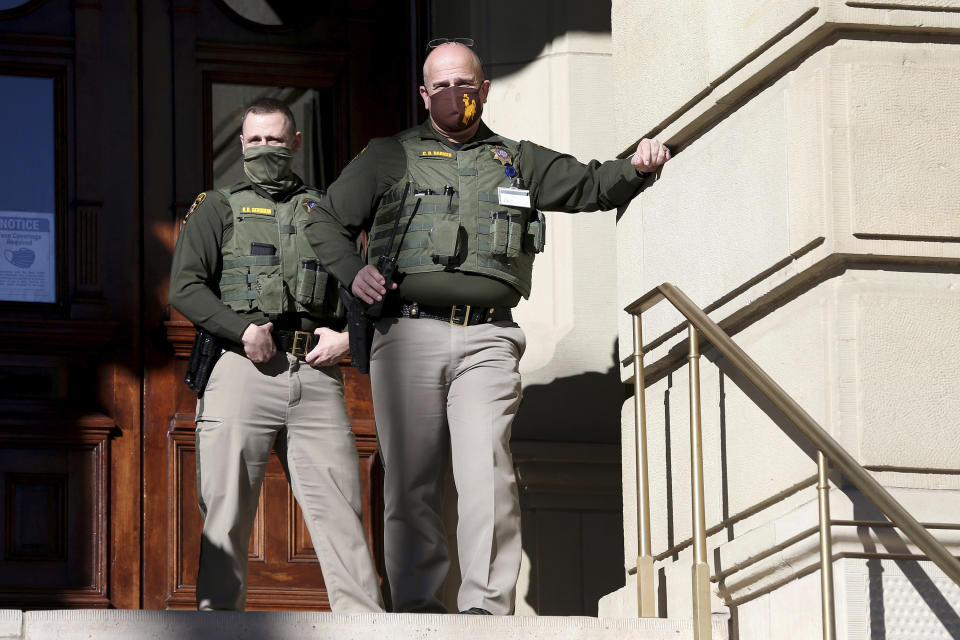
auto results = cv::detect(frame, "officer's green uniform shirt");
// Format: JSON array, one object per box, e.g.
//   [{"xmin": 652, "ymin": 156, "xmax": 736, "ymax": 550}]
[
  {"xmin": 306, "ymin": 120, "xmax": 648, "ymax": 308},
  {"xmin": 170, "ymin": 177, "xmax": 324, "ymax": 343}
]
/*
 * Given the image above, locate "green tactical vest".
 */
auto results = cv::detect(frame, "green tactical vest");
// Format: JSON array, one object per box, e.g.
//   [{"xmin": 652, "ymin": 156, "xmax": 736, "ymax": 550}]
[
  {"xmin": 217, "ymin": 182, "xmax": 340, "ymax": 318},
  {"xmin": 366, "ymin": 128, "xmax": 546, "ymax": 299}
]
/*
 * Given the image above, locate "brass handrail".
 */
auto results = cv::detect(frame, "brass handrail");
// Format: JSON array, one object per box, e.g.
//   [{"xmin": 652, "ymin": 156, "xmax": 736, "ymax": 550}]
[
  {"xmin": 687, "ymin": 326, "xmax": 712, "ymax": 639},
  {"xmin": 626, "ymin": 282, "xmax": 960, "ymax": 638},
  {"xmin": 817, "ymin": 452, "xmax": 837, "ymax": 640},
  {"xmin": 632, "ymin": 316, "xmax": 656, "ymax": 616}
]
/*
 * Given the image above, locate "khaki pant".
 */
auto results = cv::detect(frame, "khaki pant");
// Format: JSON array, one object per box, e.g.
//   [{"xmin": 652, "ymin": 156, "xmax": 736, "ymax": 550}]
[
  {"xmin": 370, "ymin": 317, "xmax": 525, "ymax": 614},
  {"xmin": 194, "ymin": 350, "xmax": 383, "ymax": 612}
]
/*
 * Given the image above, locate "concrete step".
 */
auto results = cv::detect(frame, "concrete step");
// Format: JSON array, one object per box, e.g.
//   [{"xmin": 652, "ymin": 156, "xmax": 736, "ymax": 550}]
[{"xmin": 0, "ymin": 610, "xmax": 730, "ymax": 640}]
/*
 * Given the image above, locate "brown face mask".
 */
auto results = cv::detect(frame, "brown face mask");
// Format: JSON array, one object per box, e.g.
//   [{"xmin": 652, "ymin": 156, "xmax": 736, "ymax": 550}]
[{"xmin": 429, "ymin": 86, "xmax": 482, "ymax": 132}]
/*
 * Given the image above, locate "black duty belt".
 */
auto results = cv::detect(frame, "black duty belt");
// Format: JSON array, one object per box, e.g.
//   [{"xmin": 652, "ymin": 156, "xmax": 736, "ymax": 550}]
[
  {"xmin": 392, "ymin": 301, "xmax": 513, "ymax": 326},
  {"xmin": 273, "ymin": 329, "xmax": 319, "ymax": 358}
]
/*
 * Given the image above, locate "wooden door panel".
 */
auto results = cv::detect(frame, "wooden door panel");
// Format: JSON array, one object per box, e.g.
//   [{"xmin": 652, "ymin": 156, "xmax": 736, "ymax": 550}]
[{"xmin": 0, "ymin": 416, "xmax": 112, "ymax": 608}]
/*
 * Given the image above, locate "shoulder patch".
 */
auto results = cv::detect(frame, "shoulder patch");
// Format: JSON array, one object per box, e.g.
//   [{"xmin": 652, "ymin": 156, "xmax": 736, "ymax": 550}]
[
  {"xmin": 421, "ymin": 150, "xmax": 453, "ymax": 159},
  {"xmin": 303, "ymin": 199, "xmax": 318, "ymax": 212},
  {"xmin": 183, "ymin": 192, "xmax": 206, "ymax": 226},
  {"xmin": 349, "ymin": 144, "xmax": 368, "ymax": 164}
]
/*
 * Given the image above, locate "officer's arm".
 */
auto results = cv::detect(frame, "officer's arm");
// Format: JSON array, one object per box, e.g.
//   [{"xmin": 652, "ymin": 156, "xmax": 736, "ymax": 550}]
[
  {"xmin": 304, "ymin": 138, "xmax": 403, "ymax": 288},
  {"xmin": 169, "ymin": 194, "xmax": 253, "ymax": 344},
  {"xmin": 518, "ymin": 140, "xmax": 651, "ymax": 213}
]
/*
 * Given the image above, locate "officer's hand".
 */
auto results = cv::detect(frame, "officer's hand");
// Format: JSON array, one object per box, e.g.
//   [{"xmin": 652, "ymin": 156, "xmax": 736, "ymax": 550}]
[
  {"xmin": 351, "ymin": 264, "xmax": 397, "ymax": 305},
  {"xmin": 631, "ymin": 138, "xmax": 671, "ymax": 174},
  {"xmin": 305, "ymin": 328, "xmax": 350, "ymax": 368},
  {"xmin": 241, "ymin": 321, "xmax": 276, "ymax": 363}
]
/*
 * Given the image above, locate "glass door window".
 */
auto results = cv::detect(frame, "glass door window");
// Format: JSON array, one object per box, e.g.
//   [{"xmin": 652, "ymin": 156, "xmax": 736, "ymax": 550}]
[
  {"xmin": 210, "ymin": 84, "xmax": 334, "ymax": 191},
  {"xmin": 0, "ymin": 74, "xmax": 55, "ymax": 303}
]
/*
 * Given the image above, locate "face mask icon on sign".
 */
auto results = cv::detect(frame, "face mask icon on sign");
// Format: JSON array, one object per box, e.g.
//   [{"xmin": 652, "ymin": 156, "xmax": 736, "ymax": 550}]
[{"xmin": 4, "ymin": 248, "xmax": 35, "ymax": 269}]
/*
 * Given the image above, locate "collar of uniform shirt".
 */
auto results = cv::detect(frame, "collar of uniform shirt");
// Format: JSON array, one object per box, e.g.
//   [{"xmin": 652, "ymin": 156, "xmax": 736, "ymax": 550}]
[{"xmin": 420, "ymin": 119, "xmax": 507, "ymax": 151}]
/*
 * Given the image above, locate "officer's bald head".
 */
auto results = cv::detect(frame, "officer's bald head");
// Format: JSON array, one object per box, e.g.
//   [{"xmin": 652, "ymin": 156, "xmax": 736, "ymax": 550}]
[
  {"xmin": 419, "ymin": 41, "xmax": 490, "ymax": 142},
  {"xmin": 422, "ymin": 42, "xmax": 484, "ymax": 90}
]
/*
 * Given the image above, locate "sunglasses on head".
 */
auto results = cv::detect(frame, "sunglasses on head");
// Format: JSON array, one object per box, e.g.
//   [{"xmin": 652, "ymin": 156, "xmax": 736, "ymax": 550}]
[{"xmin": 426, "ymin": 37, "xmax": 475, "ymax": 54}]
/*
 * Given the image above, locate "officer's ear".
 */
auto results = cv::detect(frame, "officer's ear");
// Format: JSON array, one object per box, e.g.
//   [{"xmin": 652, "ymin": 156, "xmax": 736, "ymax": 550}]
[
  {"xmin": 419, "ymin": 85, "xmax": 431, "ymax": 111},
  {"xmin": 479, "ymin": 79, "xmax": 491, "ymax": 104},
  {"xmin": 290, "ymin": 131, "xmax": 303, "ymax": 154}
]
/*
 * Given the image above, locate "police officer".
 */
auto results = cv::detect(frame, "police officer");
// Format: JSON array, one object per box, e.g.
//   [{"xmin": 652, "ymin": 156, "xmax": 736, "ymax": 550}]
[
  {"xmin": 305, "ymin": 41, "xmax": 670, "ymax": 615},
  {"xmin": 169, "ymin": 98, "xmax": 384, "ymax": 612}
]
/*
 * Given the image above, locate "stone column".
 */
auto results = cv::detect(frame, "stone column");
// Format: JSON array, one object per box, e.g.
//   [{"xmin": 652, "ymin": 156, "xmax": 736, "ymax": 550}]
[{"xmin": 604, "ymin": 1, "xmax": 960, "ymax": 636}]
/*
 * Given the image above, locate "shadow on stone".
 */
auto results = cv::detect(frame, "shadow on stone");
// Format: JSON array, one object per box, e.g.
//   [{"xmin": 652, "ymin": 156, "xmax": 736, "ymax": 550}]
[{"xmin": 511, "ymin": 342, "xmax": 625, "ymax": 615}]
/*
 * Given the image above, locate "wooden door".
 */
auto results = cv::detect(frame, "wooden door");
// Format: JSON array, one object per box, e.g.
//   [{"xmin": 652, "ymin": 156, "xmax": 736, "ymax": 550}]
[
  {"xmin": 0, "ymin": 0, "xmax": 140, "ymax": 609},
  {"xmin": 0, "ymin": 0, "xmax": 424, "ymax": 610}
]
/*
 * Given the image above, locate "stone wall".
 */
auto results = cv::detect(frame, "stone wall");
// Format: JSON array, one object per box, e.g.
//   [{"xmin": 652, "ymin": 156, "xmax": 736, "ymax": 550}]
[{"xmin": 605, "ymin": 1, "xmax": 960, "ymax": 636}]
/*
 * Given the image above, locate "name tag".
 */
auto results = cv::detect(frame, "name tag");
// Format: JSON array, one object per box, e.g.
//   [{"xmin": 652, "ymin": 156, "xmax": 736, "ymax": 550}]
[
  {"xmin": 241, "ymin": 206, "xmax": 274, "ymax": 215},
  {"xmin": 497, "ymin": 187, "xmax": 531, "ymax": 208}
]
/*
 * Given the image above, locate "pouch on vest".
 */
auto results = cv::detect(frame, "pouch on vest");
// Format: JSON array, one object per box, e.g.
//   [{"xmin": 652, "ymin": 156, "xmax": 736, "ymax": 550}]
[
  {"xmin": 430, "ymin": 219, "xmax": 464, "ymax": 266},
  {"xmin": 491, "ymin": 211, "xmax": 523, "ymax": 259},
  {"xmin": 254, "ymin": 273, "xmax": 289, "ymax": 315},
  {"xmin": 525, "ymin": 210, "xmax": 546, "ymax": 254},
  {"xmin": 295, "ymin": 259, "xmax": 330, "ymax": 309}
]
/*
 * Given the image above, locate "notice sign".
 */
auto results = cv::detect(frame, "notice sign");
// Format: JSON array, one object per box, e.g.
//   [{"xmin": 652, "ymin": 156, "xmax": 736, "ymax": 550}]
[{"xmin": 0, "ymin": 211, "xmax": 55, "ymax": 303}]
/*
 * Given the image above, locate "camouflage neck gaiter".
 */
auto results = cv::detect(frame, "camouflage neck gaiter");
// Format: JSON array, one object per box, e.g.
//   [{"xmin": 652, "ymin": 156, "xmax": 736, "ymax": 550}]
[{"xmin": 242, "ymin": 145, "xmax": 298, "ymax": 196}]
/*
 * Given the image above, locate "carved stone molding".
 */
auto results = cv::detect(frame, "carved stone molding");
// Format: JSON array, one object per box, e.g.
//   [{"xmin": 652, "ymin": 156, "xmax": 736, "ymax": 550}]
[{"xmin": 847, "ymin": 0, "xmax": 960, "ymax": 9}]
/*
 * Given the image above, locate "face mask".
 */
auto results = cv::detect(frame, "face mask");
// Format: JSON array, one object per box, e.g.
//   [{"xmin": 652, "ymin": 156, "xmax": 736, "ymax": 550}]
[
  {"xmin": 242, "ymin": 145, "xmax": 297, "ymax": 196},
  {"xmin": 429, "ymin": 86, "xmax": 482, "ymax": 132}
]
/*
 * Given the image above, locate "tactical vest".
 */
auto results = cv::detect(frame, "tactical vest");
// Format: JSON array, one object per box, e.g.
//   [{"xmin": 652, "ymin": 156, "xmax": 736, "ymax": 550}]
[
  {"xmin": 366, "ymin": 128, "xmax": 546, "ymax": 298},
  {"xmin": 217, "ymin": 182, "xmax": 340, "ymax": 318}
]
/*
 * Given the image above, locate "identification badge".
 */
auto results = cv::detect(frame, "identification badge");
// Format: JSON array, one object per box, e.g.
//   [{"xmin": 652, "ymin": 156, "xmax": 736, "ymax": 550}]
[{"xmin": 497, "ymin": 186, "xmax": 531, "ymax": 208}]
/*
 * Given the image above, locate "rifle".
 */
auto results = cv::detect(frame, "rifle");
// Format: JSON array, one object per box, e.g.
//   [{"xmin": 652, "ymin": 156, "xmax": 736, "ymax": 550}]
[
  {"xmin": 366, "ymin": 181, "xmax": 421, "ymax": 317},
  {"xmin": 339, "ymin": 286, "xmax": 374, "ymax": 374},
  {"xmin": 342, "ymin": 182, "xmax": 422, "ymax": 372}
]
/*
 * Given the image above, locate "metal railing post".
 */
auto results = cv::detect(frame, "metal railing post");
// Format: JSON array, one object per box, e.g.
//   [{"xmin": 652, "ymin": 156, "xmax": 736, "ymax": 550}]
[
  {"xmin": 818, "ymin": 451, "xmax": 837, "ymax": 640},
  {"xmin": 688, "ymin": 325, "xmax": 712, "ymax": 639},
  {"xmin": 622, "ymin": 282, "xmax": 960, "ymax": 635},
  {"xmin": 632, "ymin": 313, "xmax": 656, "ymax": 617}
]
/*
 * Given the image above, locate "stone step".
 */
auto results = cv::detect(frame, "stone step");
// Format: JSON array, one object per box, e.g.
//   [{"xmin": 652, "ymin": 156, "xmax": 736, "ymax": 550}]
[{"xmin": 0, "ymin": 610, "xmax": 730, "ymax": 640}]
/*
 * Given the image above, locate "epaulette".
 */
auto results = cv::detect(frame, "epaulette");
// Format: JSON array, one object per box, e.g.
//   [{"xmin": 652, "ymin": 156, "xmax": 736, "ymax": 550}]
[
  {"xmin": 395, "ymin": 127, "xmax": 421, "ymax": 143},
  {"xmin": 220, "ymin": 181, "xmax": 251, "ymax": 197},
  {"xmin": 499, "ymin": 136, "xmax": 520, "ymax": 150}
]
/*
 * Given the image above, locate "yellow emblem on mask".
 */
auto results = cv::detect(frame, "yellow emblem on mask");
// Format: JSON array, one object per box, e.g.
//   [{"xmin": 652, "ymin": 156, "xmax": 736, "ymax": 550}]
[{"xmin": 462, "ymin": 93, "xmax": 477, "ymax": 125}]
